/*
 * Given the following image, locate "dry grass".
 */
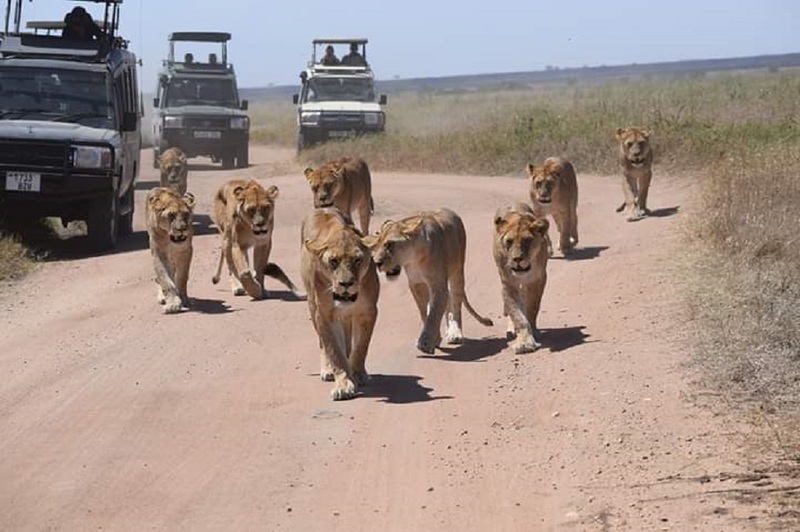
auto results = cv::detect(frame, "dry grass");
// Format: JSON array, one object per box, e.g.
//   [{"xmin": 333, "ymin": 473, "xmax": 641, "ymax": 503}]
[{"xmin": 0, "ymin": 233, "xmax": 34, "ymax": 281}]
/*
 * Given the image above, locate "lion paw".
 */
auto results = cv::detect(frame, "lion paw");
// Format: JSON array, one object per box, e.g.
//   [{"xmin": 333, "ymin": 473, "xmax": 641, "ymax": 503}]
[
  {"xmin": 514, "ymin": 340, "xmax": 539, "ymax": 354},
  {"xmin": 163, "ymin": 297, "xmax": 184, "ymax": 314},
  {"xmin": 445, "ymin": 332, "xmax": 464, "ymax": 345},
  {"xmin": 417, "ymin": 333, "xmax": 439, "ymax": 354},
  {"xmin": 331, "ymin": 377, "xmax": 357, "ymax": 401},
  {"xmin": 320, "ymin": 369, "xmax": 335, "ymax": 382}
]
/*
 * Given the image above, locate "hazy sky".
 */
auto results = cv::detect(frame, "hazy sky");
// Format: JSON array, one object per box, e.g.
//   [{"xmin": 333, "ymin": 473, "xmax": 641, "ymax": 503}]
[{"xmin": 18, "ymin": 1, "xmax": 800, "ymax": 89}]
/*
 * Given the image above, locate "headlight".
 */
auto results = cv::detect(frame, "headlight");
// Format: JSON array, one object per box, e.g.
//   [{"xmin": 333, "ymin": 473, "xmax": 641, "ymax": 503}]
[
  {"xmin": 300, "ymin": 112, "xmax": 320, "ymax": 126},
  {"xmin": 72, "ymin": 146, "xmax": 112, "ymax": 169},
  {"xmin": 364, "ymin": 112, "xmax": 384, "ymax": 126},
  {"xmin": 230, "ymin": 116, "xmax": 249, "ymax": 130},
  {"xmin": 163, "ymin": 116, "xmax": 184, "ymax": 129}
]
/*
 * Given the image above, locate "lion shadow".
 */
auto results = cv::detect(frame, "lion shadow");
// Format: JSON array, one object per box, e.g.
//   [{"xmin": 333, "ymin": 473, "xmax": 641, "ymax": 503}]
[
  {"xmin": 359, "ymin": 374, "xmax": 453, "ymax": 404},
  {"xmin": 134, "ymin": 179, "xmax": 160, "ymax": 191},
  {"xmin": 540, "ymin": 325, "xmax": 590, "ymax": 353},
  {"xmin": 647, "ymin": 206, "xmax": 680, "ymax": 218},
  {"xmin": 189, "ymin": 297, "xmax": 235, "ymax": 315},
  {"xmin": 557, "ymin": 245, "xmax": 609, "ymax": 262},
  {"xmin": 422, "ymin": 336, "xmax": 508, "ymax": 362},
  {"xmin": 192, "ymin": 214, "xmax": 218, "ymax": 237},
  {"xmin": 264, "ymin": 289, "xmax": 307, "ymax": 302}
]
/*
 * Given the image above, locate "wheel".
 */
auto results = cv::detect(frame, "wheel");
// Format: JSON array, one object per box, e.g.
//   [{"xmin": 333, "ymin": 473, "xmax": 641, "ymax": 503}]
[
  {"xmin": 297, "ymin": 132, "xmax": 309, "ymax": 154},
  {"xmin": 118, "ymin": 186, "xmax": 134, "ymax": 237},
  {"xmin": 235, "ymin": 144, "xmax": 249, "ymax": 168},
  {"xmin": 86, "ymin": 191, "xmax": 118, "ymax": 251},
  {"xmin": 152, "ymin": 148, "xmax": 160, "ymax": 169}
]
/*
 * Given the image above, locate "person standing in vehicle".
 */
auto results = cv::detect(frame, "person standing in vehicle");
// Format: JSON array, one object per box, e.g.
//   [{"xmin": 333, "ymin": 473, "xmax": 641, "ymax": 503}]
[
  {"xmin": 341, "ymin": 42, "xmax": 366, "ymax": 66},
  {"xmin": 62, "ymin": 6, "xmax": 103, "ymax": 41},
  {"xmin": 320, "ymin": 45, "xmax": 339, "ymax": 66}
]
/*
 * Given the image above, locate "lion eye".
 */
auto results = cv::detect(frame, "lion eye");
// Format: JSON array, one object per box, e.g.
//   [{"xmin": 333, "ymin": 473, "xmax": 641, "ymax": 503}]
[
  {"xmin": 625, "ymin": 141, "xmax": 634, "ymax": 148},
  {"xmin": 328, "ymin": 258, "xmax": 339, "ymax": 269},
  {"xmin": 504, "ymin": 238, "xmax": 513, "ymax": 249},
  {"xmin": 167, "ymin": 212, "xmax": 176, "ymax": 221},
  {"xmin": 385, "ymin": 241, "xmax": 394, "ymax": 252},
  {"xmin": 353, "ymin": 257, "xmax": 362, "ymax": 268}
]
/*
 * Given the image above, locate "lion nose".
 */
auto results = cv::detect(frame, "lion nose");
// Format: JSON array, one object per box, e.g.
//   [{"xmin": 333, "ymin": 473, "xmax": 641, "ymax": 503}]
[
  {"xmin": 339, "ymin": 279, "xmax": 354, "ymax": 288},
  {"xmin": 374, "ymin": 260, "xmax": 383, "ymax": 268}
]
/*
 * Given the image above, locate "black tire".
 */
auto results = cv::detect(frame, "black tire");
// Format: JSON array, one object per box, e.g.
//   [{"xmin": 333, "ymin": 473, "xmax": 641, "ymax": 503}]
[
  {"xmin": 152, "ymin": 148, "xmax": 160, "ymax": 169},
  {"xmin": 87, "ymin": 191, "xmax": 118, "ymax": 252},
  {"xmin": 118, "ymin": 186, "xmax": 134, "ymax": 237},
  {"xmin": 236, "ymin": 144, "xmax": 249, "ymax": 168},
  {"xmin": 222, "ymin": 151, "xmax": 235, "ymax": 169},
  {"xmin": 296, "ymin": 133, "xmax": 308, "ymax": 154}
]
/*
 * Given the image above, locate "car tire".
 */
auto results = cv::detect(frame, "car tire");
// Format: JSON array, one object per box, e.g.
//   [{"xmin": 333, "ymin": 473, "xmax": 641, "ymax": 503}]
[
  {"xmin": 152, "ymin": 148, "xmax": 160, "ymax": 169},
  {"xmin": 222, "ymin": 152, "xmax": 235, "ymax": 169},
  {"xmin": 236, "ymin": 145, "xmax": 249, "ymax": 168},
  {"xmin": 297, "ymin": 133, "xmax": 307, "ymax": 154},
  {"xmin": 118, "ymin": 186, "xmax": 134, "ymax": 237},
  {"xmin": 87, "ymin": 191, "xmax": 118, "ymax": 252}
]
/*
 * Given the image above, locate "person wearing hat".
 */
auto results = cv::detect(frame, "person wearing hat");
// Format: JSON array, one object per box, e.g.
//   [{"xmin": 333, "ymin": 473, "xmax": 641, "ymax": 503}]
[
  {"xmin": 320, "ymin": 45, "xmax": 340, "ymax": 66},
  {"xmin": 341, "ymin": 42, "xmax": 366, "ymax": 66}
]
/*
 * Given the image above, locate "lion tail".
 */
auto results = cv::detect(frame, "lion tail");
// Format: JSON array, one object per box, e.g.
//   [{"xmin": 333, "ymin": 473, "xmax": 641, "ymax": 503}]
[
  {"xmin": 615, "ymin": 201, "xmax": 626, "ymax": 213},
  {"xmin": 211, "ymin": 244, "xmax": 225, "ymax": 285},
  {"xmin": 263, "ymin": 262, "xmax": 306, "ymax": 299},
  {"xmin": 463, "ymin": 295, "xmax": 494, "ymax": 327}
]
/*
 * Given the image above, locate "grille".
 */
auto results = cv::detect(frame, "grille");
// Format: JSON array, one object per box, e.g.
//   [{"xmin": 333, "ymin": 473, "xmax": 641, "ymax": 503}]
[
  {"xmin": 0, "ymin": 139, "xmax": 69, "ymax": 168},
  {"xmin": 185, "ymin": 116, "xmax": 228, "ymax": 129},
  {"xmin": 320, "ymin": 113, "xmax": 364, "ymax": 126}
]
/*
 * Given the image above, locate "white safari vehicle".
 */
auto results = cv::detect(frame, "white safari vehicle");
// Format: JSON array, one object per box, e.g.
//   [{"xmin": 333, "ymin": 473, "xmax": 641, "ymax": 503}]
[{"xmin": 292, "ymin": 38, "xmax": 387, "ymax": 151}]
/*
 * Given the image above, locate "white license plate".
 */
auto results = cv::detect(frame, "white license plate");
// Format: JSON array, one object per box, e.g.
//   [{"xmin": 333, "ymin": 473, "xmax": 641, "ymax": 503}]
[
  {"xmin": 328, "ymin": 130, "xmax": 352, "ymax": 139},
  {"xmin": 194, "ymin": 130, "xmax": 222, "ymax": 139},
  {"xmin": 5, "ymin": 172, "xmax": 41, "ymax": 192}
]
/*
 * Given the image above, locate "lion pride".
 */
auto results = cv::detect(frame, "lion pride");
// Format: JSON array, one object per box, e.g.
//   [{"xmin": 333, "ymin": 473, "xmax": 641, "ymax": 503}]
[
  {"xmin": 211, "ymin": 179, "xmax": 301, "ymax": 299},
  {"xmin": 615, "ymin": 127, "xmax": 653, "ymax": 221},
  {"xmin": 303, "ymin": 157, "xmax": 374, "ymax": 234},
  {"xmin": 363, "ymin": 208, "xmax": 493, "ymax": 354},
  {"xmin": 145, "ymin": 187, "xmax": 195, "ymax": 314},
  {"xmin": 301, "ymin": 208, "xmax": 379, "ymax": 400},
  {"xmin": 527, "ymin": 156, "xmax": 579, "ymax": 256},
  {"xmin": 493, "ymin": 203, "xmax": 551, "ymax": 353},
  {"xmin": 158, "ymin": 147, "xmax": 189, "ymax": 196}
]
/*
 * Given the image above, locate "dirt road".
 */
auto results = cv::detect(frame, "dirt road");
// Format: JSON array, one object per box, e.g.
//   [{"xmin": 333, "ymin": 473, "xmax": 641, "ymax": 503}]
[{"xmin": 0, "ymin": 146, "xmax": 773, "ymax": 530}]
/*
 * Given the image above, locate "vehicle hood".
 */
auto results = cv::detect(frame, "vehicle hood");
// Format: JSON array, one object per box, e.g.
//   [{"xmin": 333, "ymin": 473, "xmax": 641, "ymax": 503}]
[
  {"xmin": 0, "ymin": 120, "xmax": 118, "ymax": 143},
  {"xmin": 162, "ymin": 105, "xmax": 247, "ymax": 117},
  {"xmin": 300, "ymin": 101, "xmax": 383, "ymax": 113}
]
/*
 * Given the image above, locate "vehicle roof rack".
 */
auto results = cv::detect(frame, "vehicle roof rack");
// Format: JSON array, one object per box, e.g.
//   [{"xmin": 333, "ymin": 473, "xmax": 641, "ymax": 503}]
[
  {"xmin": 312, "ymin": 38, "xmax": 368, "ymax": 45},
  {"xmin": 169, "ymin": 31, "xmax": 231, "ymax": 43},
  {"xmin": 165, "ymin": 30, "xmax": 232, "ymax": 70}
]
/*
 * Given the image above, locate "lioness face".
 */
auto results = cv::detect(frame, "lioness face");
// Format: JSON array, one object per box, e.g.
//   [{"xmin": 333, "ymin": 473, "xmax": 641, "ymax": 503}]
[
  {"xmin": 495, "ymin": 213, "xmax": 550, "ymax": 276},
  {"xmin": 316, "ymin": 235, "xmax": 370, "ymax": 304},
  {"xmin": 151, "ymin": 191, "xmax": 195, "ymax": 244},
  {"xmin": 234, "ymin": 182, "xmax": 278, "ymax": 237},
  {"xmin": 362, "ymin": 219, "xmax": 420, "ymax": 279},
  {"xmin": 527, "ymin": 161, "xmax": 563, "ymax": 205},
  {"xmin": 304, "ymin": 165, "xmax": 342, "ymax": 208},
  {"xmin": 617, "ymin": 127, "xmax": 651, "ymax": 167}
]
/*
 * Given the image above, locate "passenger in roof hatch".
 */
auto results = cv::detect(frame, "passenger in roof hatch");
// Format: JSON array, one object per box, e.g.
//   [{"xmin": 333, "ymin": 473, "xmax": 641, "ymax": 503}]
[{"xmin": 62, "ymin": 6, "xmax": 104, "ymax": 41}]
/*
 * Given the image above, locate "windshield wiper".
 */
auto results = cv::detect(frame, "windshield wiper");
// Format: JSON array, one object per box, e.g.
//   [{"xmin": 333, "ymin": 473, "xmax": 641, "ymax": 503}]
[
  {"xmin": 52, "ymin": 112, "xmax": 109, "ymax": 123},
  {"xmin": 0, "ymin": 108, "xmax": 54, "ymax": 119}
]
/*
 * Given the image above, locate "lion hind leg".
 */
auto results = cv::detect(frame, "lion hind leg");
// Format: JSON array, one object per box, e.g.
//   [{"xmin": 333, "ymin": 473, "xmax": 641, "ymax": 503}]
[{"xmin": 263, "ymin": 262, "xmax": 305, "ymax": 299}]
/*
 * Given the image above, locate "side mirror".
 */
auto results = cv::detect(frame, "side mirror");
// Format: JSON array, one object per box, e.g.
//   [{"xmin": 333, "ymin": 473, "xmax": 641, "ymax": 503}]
[
  {"xmin": 152, "ymin": 97, "xmax": 159, "ymax": 107},
  {"xmin": 121, "ymin": 111, "xmax": 138, "ymax": 132},
  {"xmin": 240, "ymin": 99, "xmax": 249, "ymax": 111},
  {"xmin": 292, "ymin": 94, "xmax": 299, "ymax": 105},
  {"xmin": 379, "ymin": 94, "xmax": 387, "ymax": 105}
]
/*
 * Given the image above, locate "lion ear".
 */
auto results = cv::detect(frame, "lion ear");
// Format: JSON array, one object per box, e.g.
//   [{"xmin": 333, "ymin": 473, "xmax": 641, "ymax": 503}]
[
  {"xmin": 641, "ymin": 128, "xmax": 652, "ymax": 138},
  {"xmin": 303, "ymin": 237, "xmax": 326, "ymax": 254},
  {"xmin": 361, "ymin": 234, "xmax": 378, "ymax": 249},
  {"xmin": 544, "ymin": 158, "xmax": 563, "ymax": 175},
  {"xmin": 401, "ymin": 217, "xmax": 424, "ymax": 236},
  {"xmin": 266, "ymin": 185, "xmax": 279, "ymax": 200},
  {"xmin": 233, "ymin": 185, "xmax": 246, "ymax": 202},
  {"xmin": 182, "ymin": 192, "xmax": 196, "ymax": 209},
  {"xmin": 303, "ymin": 167, "xmax": 315, "ymax": 179},
  {"xmin": 616, "ymin": 127, "xmax": 626, "ymax": 140},
  {"xmin": 525, "ymin": 163, "xmax": 536, "ymax": 177},
  {"xmin": 178, "ymin": 152, "xmax": 187, "ymax": 164},
  {"xmin": 147, "ymin": 189, "xmax": 165, "ymax": 209},
  {"xmin": 532, "ymin": 217, "xmax": 550, "ymax": 235}
]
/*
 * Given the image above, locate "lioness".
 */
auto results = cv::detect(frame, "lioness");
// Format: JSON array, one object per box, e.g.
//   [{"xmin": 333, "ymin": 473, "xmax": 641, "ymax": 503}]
[
  {"xmin": 301, "ymin": 208, "xmax": 379, "ymax": 400},
  {"xmin": 303, "ymin": 157, "xmax": 374, "ymax": 234},
  {"xmin": 158, "ymin": 147, "xmax": 189, "ymax": 196},
  {"xmin": 145, "ymin": 187, "xmax": 195, "ymax": 314},
  {"xmin": 493, "ymin": 203, "xmax": 551, "ymax": 353},
  {"xmin": 615, "ymin": 127, "xmax": 653, "ymax": 221},
  {"xmin": 211, "ymin": 179, "xmax": 301, "ymax": 299},
  {"xmin": 363, "ymin": 208, "xmax": 493, "ymax": 354},
  {"xmin": 527, "ymin": 156, "xmax": 579, "ymax": 256}
]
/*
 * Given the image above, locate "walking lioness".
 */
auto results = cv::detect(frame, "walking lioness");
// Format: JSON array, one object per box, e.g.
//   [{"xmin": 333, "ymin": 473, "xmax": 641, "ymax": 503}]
[
  {"xmin": 158, "ymin": 147, "xmax": 189, "ymax": 196},
  {"xmin": 303, "ymin": 157, "xmax": 374, "ymax": 234},
  {"xmin": 615, "ymin": 127, "xmax": 653, "ymax": 221}
]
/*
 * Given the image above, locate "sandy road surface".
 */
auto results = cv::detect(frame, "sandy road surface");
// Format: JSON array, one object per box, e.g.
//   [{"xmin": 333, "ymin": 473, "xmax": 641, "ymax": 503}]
[{"xmin": 0, "ymin": 146, "xmax": 774, "ymax": 530}]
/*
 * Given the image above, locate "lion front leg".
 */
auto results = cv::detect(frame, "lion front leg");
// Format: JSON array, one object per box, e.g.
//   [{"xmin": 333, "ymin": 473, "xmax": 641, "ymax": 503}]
[
  {"xmin": 349, "ymin": 309, "xmax": 377, "ymax": 387},
  {"xmin": 552, "ymin": 210, "xmax": 574, "ymax": 255},
  {"xmin": 417, "ymin": 286, "xmax": 447, "ymax": 354},
  {"xmin": 172, "ymin": 244, "xmax": 193, "ymax": 308},
  {"xmin": 317, "ymin": 321, "xmax": 357, "ymax": 400},
  {"xmin": 502, "ymin": 285, "xmax": 538, "ymax": 353},
  {"xmin": 623, "ymin": 173, "xmax": 643, "ymax": 221},
  {"xmin": 252, "ymin": 242, "xmax": 272, "ymax": 299},
  {"xmin": 226, "ymin": 243, "xmax": 262, "ymax": 298},
  {"xmin": 637, "ymin": 170, "xmax": 653, "ymax": 216},
  {"xmin": 150, "ymin": 244, "xmax": 183, "ymax": 314}
]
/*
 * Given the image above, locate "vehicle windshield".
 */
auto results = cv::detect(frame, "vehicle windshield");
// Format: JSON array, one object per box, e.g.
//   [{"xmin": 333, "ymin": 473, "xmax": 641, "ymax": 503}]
[
  {"xmin": 306, "ymin": 77, "xmax": 375, "ymax": 102},
  {"xmin": 164, "ymin": 77, "xmax": 238, "ymax": 107},
  {"xmin": 0, "ymin": 67, "xmax": 113, "ymax": 128}
]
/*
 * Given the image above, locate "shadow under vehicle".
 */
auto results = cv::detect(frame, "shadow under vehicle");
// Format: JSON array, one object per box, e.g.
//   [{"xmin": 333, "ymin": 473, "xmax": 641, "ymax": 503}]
[
  {"xmin": 292, "ymin": 38, "xmax": 387, "ymax": 152},
  {"xmin": 151, "ymin": 31, "xmax": 249, "ymax": 169},
  {"xmin": 0, "ymin": 0, "xmax": 141, "ymax": 251}
]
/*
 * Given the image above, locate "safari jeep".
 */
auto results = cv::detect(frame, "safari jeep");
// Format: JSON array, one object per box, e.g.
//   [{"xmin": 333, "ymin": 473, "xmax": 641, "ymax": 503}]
[
  {"xmin": 152, "ymin": 32, "xmax": 249, "ymax": 169},
  {"xmin": 0, "ymin": 0, "xmax": 141, "ymax": 251},
  {"xmin": 293, "ymin": 38, "xmax": 387, "ymax": 152}
]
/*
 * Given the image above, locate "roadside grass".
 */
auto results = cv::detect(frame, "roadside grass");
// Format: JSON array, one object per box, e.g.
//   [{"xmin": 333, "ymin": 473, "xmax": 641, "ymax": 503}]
[{"xmin": 0, "ymin": 233, "xmax": 34, "ymax": 281}]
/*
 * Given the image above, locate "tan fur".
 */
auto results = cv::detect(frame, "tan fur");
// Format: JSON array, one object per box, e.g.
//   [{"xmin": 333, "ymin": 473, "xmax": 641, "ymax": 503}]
[
  {"xmin": 527, "ymin": 156, "xmax": 579, "ymax": 256},
  {"xmin": 493, "ymin": 203, "xmax": 551, "ymax": 353},
  {"xmin": 158, "ymin": 147, "xmax": 189, "ymax": 196},
  {"xmin": 615, "ymin": 127, "xmax": 654, "ymax": 221},
  {"xmin": 303, "ymin": 157, "xmax": 374, "ymax": 234},
  {"xmin": 212, "ymin": 179, "xmax": 301, "ymax": 299},
  {"xmin": 301, "ymin": 208, "xmax": 379, "ymax": 400},
  {"xmin": 363, "ymin": 208, "xmax": 493, "ymax": 355},
  {"xmin": 145, "ymin": 187, "xmax": 195, "ymax": 314}
]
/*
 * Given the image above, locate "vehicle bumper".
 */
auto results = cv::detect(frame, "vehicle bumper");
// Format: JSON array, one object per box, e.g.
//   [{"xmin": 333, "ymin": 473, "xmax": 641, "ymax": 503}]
[{"xmin": 160, "ymin": 129, "xmax": 249, "ymax": 157}]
